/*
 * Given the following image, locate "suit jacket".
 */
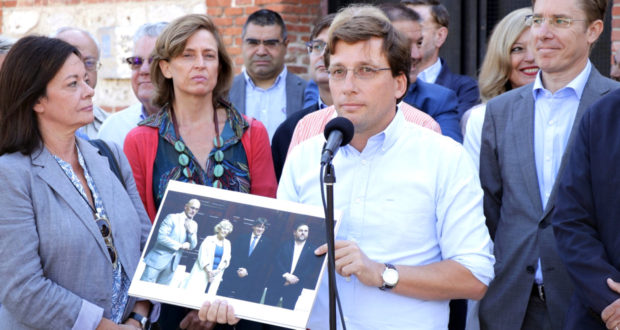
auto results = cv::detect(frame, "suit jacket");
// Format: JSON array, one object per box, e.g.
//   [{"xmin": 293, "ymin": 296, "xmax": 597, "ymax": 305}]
[
  {"xmin": 186, "ymin": 235, "xmax": 231, "ymax": 293},
  {"xmin": 435, "ymin": 58, "xmax": 481, "ymax": 118},
  {"xmin": 403, "ymin": 79, "xmax": 463, "ymax": 143},
  {"xmin": 0, "ymin": 138, "xmax": 151, "ymax": 329},
  {"xmin": 144, "ymin": 211, "xmax": 198, "ymax": 271},
  {"xmin": 222, "ymin": 233, "xmax": 275, "ymax": 300},
  {"xmin": 552, "ymin": 88, "xmax": 620, "ymax": 329},
  {"xmin": 228, "ymin": 69, "xmax": 307, "ymax": 117},
  {"xmin": 271, "ymin": 102, "xmax": 320, "ymax": 181},
  {"xmin": 478, "ymin": 67, "xmax": 620, "ymax": 330},
  {"xmin": 272, "ymin": 240, "xmax": 320, "ymax": 290}
]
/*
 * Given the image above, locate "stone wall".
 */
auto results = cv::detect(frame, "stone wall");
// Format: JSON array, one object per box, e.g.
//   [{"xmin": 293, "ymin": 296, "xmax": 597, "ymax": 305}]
[{"xmin": 0, "ymin": 0, "xmax": 324, "ymax": 111}]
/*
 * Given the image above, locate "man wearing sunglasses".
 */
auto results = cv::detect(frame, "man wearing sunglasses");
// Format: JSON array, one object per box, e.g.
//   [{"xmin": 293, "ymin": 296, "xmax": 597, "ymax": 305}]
[
  {"xmin": 229, "ymin": 9, "xmax": 307, "ymax": 142},
  {"xmin": 54, "ymin": 27, "xmax": 109, "ymax": 140},
  {"xmin": 97, "ymin": 22, "xmax": 168, "ymax": 149}
]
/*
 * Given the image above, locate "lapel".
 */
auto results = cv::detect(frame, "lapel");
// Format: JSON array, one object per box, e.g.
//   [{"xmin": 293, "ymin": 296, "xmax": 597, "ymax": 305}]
[
  {"xmin": 78, "ymin": 138, "xmax": 136, "ymax": 272},
  {"xmin": 540, "ymin": 68, "xmax": 611, "ymax": 221},
  {"xmin": 512, "ymin": 86, "xmax": 544, "ymax": 214},
  {"xmin": 435, "ymin": 58, "xmax": 450, "ymax": 87},
  {"xmin": 229, "ymin": 74, "xmax": 246, "ymax": 114},
  {"xmin": 31, "ymin": 142, "xmax": 110, "ymax": 260},
  {"xmin": 285, "ymin": 73, "xmax": 303, "ymax": 117}
]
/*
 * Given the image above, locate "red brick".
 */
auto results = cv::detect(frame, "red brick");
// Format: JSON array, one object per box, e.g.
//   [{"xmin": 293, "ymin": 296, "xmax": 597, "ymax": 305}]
[
  {"xmin": 288, "ymin": 24, "xmax": 310, "ymax": 33},
  {"xmin": 244, "ymin": 6, "xmax": 260, "ymax": 15},
  {"xmin": 207, "ymin": 6, "xmax": 224, "ymax": 16},
  {"xmin": 222, "ymin": 26, "xmax": 243, "ymax": 35},
  {"xmin": 224, "ymin": 7, "xmax": 243, "ymax": 16},
  {"xmin": 613, "ymin": 5, "xmax": 620, "ymax": 17},
  {"xmin": 234, "ymin": 16, "xmax": 247, "ymax": 26},
  {"xmin": 3, "ymin": 1, "xmax": 17, "ymax": 7},
  {"xmin": 282, "ymin": 14, "xmax": 299, "ymax": 23},
  {"xmin": 287, "ymin": 65, "xmax": 308, "ymax": 75},
  {"xmin": 227, "ymin": 46, "xmax": 241, "ymax": 56},
  {"xmin": 236, "ymin": 0, "xmax": 253, "ymax": 5},
  {"xmin": 256, "ymin": 0, "xmax": 281, "ymax": 4},
  {"xmin": 612, "ymin": 29, "xmax": 620, "ymax": 41},
  {"xmin": 213, "ymin": 17, "xmax": 233, "ymax": 27},
  {"xmin": 206, "ymin": 0, "xmax": 230, "ymax": 6}
]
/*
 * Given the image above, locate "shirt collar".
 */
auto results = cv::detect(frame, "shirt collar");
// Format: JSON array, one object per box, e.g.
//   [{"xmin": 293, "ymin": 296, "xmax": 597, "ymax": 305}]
[
  {"xmin": 343, "ymin": 105, "xmax": 403, "ymax": 156},
  {"xmin": 318, "ymin": 97, "xmax": 328, "ymax": 109},
  {"xmin": 532, "ymin": 60, "xmax": 592, "ymax": 100},
  {"xmin": 242, "ymin": 66, "xmax": 288, "ymax": 91},
  {"xmin": 418, "ymin": 58, "xmax": 442, "ymax": 83}
]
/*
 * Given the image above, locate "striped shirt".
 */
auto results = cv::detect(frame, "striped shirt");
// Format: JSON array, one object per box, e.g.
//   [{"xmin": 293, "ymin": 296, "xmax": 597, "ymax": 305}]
[{"xmin": 288, "ymin": 102, "xmax": 442, "ymax": 154}]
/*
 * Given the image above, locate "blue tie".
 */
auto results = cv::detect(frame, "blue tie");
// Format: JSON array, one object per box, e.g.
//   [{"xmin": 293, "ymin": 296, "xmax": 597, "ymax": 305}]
[{"xmin": 249, "ymin": 236, "xmax": 258, "ymax": 256}]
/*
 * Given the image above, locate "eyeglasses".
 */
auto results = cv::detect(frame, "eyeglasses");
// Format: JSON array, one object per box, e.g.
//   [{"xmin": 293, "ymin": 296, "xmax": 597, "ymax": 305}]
[
  {"xmin": 244, "ymin": 38, "xmax": 284, "ymax": 49},
  {"xmin": 525, "ymin": 15, "xmax": 586, "ymax": 29},
  {"xmin": 125, "ymin": 56, "xmax": 154, "ymax": 70},
  {"xmin": 305, "ymin": 40, "xmax": 327, "ymax": 54},
  {"xmin": 84, "ymin": 58, "xmax": 101, "ymax": 72},
  {"xmin": 95, "ymin": 216, "xmax": 118, "ymax": 269},
  {"xmin": 327, "ymin": 65, "xmax": 392, "ymax": 81}
]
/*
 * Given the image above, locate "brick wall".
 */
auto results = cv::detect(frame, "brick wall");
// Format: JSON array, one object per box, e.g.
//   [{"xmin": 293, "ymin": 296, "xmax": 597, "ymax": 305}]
[
  {"xmin": 0, "ymin": 0, "xmax": 324, "ymax": 109},
  {"xmin": 613, "ymin": 0, "xmax": 620, "ymax": 61}
]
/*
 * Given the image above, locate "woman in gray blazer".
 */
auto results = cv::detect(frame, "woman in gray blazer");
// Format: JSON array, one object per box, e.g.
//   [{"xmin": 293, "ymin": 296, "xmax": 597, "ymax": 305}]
[{"xmin": 0, "ymin": 36, "xmax": 152, "ymax": 329}]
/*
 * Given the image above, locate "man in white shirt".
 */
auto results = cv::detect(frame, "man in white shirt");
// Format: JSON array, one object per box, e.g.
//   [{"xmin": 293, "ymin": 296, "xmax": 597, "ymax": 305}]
[
  {"xmin": 228, "ymin": 9, "xmax": 307, "ymax": 141},
  {"xmin": 278, "ymin": 5, "xmax": 494, "ymax": 329},
  {"xmin": 97, "ymin": 22, "xmax": 168, "ymax": 149},
  {"xmin": 478, "ymin": 0, "xmax": 620, "ymax": 328}
]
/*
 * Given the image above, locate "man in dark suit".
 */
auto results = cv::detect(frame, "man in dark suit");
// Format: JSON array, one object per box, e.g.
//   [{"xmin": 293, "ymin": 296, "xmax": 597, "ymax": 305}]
[
  {"xmin": 402, "ymin": 0, "xmax": 480, "ymax": 118},
  {"xmin": 228, "ymin": 9, "xmax": 307, "ymax": 142},
  {"xmin": 382, "ymin": 3, "xmax": 462, "ymax": 143},
  {"xmin": 270, "ymin": 14, "xmax": 334, "ymax": 181},
  {"xmin": 221, "ymin": 218, "xmax": 274, "ymax": 303},
  {"xmin": 478, "ymin": 0, "xmax": 620, "ymax": 329},
  {"xmin": 553, "ymin": 88, "xmax": 620, "ymax": 329},
  {"xmin": 265, "ymin": 224, "xmax": 320, "ymax": 310}
]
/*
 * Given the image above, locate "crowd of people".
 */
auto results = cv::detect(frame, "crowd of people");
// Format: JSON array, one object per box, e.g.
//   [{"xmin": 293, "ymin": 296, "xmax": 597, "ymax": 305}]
[{"xmin": 0, "ymin": 0, "xmax": 619, "ymax": 329}]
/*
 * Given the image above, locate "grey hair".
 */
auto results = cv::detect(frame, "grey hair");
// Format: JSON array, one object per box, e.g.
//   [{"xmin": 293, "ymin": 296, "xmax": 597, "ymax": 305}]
[
  {"xmin": 0, "ymin": 35, "xmax": 15, "ymax": 55},
  {"xmin": 133, "ymin": 22, "xmax": 168, "ymax": 44},
  {"xmin": 51, "ymin": 26, "xmax": 100, "ymax": 58}
]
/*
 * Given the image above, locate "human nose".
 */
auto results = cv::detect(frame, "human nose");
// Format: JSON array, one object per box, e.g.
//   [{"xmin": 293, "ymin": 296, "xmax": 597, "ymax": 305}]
[{"xmin": 83, "ymin": 81, "xmax": 95, "ymax": 98}]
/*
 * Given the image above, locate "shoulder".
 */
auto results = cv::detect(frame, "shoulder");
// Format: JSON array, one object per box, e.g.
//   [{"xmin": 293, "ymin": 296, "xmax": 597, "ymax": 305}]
[
  {"xmin": 125, "ymin": 125, "xmax": 157, "ymax": 141},
  {"xmin": 416, "ymin": 79, "xmax": 454, "ymax": 96},
  {"xmin": 486, "ymin": 83, "xmax": 530, "ymax": 112},
  {"xmin": 0, "ymin": 152, "xmax": 32, "ymax": 174},
  {"xmin": 286, "ymin": 71, "xmax": 308, "ymax": 88}
]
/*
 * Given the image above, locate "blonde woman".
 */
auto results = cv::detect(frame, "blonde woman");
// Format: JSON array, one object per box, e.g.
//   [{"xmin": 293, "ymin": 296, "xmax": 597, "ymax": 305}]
[
  {"xmin": 463, "ymin": 7, "xmax": 538, "ymax": 169},
  {"xmin": 185, "ymin": 219, "xmax": 233, "ymax": 295}
]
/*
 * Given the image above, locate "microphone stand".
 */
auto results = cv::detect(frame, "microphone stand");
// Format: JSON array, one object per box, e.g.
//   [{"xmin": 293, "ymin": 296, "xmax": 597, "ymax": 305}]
[{"xmin": 323, "ymin": 162, "xmax": 337, "ymax": 330}]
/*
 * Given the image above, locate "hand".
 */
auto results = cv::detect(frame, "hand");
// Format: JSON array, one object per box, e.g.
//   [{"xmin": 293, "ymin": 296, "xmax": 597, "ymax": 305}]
[
  {"xmin": 122, "ymin": 317, "xmax": 143, "ymax": 330},
  {"xmin": 179, "ymin": 310, "xmax": 215, "ymax": 330},
  {"xmin": 315, "ymin": 240, "xmax": 383, "ymax": 287},
  {"xmin": 198, "ymin": 300, "xmax": 239, "ymax": 326},
  {"xmin": 283, "ymin": 273, "xmax": 300, "ymax": 285},
  {"xmin": 237, "ymin": 268, "xmax": 248, "ymax": 277},
  {"xmin": 602, "ymin": 278, "xmax": 620, "ymax": 329},
  {"xmin": 185, "ymin": 220, "xmax": 198, "ymax": 234},
  {"xmin": 181, "ymin": 242, "xmax": 191, "ymax": 250}
]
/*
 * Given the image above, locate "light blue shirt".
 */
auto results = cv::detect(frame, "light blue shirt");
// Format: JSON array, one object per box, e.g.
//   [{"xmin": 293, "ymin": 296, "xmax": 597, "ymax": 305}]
[
  {"xmin": 243, "ymin": 67, "xmax": 288, "ymax": 142},
  {"xmin": 418, "ymin": 58, "xmax": 442, "ymax": 84},
  {"xmin": 279, "ymin": 109, "xmax": 494, "ymax": 329},
  {"xmin": 531, "ymin": 60, "xmax": 591, "ymax": 284}
]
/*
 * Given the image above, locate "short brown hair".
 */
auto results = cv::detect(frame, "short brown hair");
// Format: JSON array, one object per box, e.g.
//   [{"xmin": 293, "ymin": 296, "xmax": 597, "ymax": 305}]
[
  {"xmin": 150, "ymin": 14, "xmax": 233, "ymax": 108},
  {"xmin": 401, "ymin": 0, "xmax": 449, "ymax": 28},
  {"xmin": 325, "ymin": 5, "xmax": 411, "ymax": 102},
  {"xmin": 532, "ymin": 0, "xmax": 607, "ymax": 25},
  {"xmin": 310, "ymin": 14, "xmax": 336, "ymax": 41}
]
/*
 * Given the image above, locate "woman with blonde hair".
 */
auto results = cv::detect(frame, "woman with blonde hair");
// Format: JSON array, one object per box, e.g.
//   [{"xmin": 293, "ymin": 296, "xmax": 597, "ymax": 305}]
[
  {"xmin": 463, "ymin": 7, "xmax": 538, "ymax": 169},
  {"xmin": 185, "ymin": 219, "xmax": 233, "ymax": 295}
]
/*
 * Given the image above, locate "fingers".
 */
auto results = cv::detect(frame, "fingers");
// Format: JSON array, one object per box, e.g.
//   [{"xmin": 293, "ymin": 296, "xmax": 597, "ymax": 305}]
[
  {"xmin": 314, "ymin": 243, "xmax": 327, "ymax": 255},
  {"xmin": 198, "ymin": 300, "xmax": 238, "ymax": 326},
  {"xmin": 609, "ymin": 278, "xmax": 620, "ymax": 294},
  {"xmin": 198, "ymin": 301, "xmax": 210, "ymax": 322}
]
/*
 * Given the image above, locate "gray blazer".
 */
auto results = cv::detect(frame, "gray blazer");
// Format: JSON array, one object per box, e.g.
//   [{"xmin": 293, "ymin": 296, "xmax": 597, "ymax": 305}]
[
  {"xmin": 478, "ymin": 68, "xmax": 620, "ymax": 330},
  {"xmin": 143, "ymin": 211, "xmax": 198, "ymax": 271},
  {"xmin": 0, "ymin": 138, "xmax": 151, "ymax": 329},
  {"xmin": 228, "ymin": 69, "xmax": 307, "ymax": 117}
]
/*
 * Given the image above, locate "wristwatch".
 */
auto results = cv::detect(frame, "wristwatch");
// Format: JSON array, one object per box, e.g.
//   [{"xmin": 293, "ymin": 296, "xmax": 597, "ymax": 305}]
[
  {"xmin": 128, "ymin": 311, "xmax": 149, "ymax": 330},
  {"xmin": 379, "ymin": 263, "xmax": 399, "ymax": 290}
]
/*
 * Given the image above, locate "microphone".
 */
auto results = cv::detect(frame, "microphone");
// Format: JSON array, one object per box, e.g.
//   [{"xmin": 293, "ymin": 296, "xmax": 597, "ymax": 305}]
[{"xmin": 321, "ymin": 117, "xmax": 354, "ymax": 165}]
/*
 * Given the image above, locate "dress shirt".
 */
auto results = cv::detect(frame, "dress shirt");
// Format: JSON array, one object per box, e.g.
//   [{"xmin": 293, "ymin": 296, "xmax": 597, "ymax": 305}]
[
  {"xmin": 418, "ymin": 58, "xmax": 442, "ymax": 84},
  {"xmin": 243, "ymin": 67, "xmax": 288, "ymax": 141},
  {"xmin": 531, "ymin": 60, "xmax": 591, "ymax": 284},
  {"xmin": 279, "ymin": 109, "xmax": 494, "ymax": 329},
  {"xmin": 463, "ymin": 104, "xmax": 487, "ymax": 170},
  {"xmin": 97, "ymin": 103, "xmax": 146, "ymax": 149},
  {"xmin": 290, "ymin": 241, "xmax": 306, "ymax": 274}
]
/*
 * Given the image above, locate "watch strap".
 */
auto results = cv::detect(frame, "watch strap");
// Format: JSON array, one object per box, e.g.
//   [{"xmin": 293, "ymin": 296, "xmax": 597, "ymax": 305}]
[
  {"xmin": 128, "ymin": 311, "xmax": 149, "ymax": 329},
  {"xmin": 379, "ymin": 263, "xmax": 397, "ymax": 291}
]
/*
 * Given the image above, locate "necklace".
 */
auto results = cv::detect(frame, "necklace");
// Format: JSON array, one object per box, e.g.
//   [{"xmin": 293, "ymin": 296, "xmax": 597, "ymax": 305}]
[
  {"xmin": 50, "ymin": 146, "xmax": 118, "ymax": 269},
  {"xmin": 170, "ymin": 106, "xmax": 226, "ymax": 188}
]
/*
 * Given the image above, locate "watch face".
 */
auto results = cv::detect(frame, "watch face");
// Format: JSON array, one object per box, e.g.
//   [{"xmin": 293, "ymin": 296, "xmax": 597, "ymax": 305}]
[{"xmin": 383, "ymin": 268, "xmax": 399, "ymax": 286}]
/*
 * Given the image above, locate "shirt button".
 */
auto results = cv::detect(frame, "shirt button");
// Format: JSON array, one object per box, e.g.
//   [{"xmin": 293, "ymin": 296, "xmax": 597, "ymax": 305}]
[{"xmin": 545, "ymin": 156, "xmax": 551, "ymax": 162}]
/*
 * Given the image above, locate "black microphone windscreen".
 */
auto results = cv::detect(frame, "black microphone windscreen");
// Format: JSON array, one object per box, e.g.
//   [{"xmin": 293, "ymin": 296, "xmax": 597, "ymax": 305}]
[{"xmin": 323, "ymin": 117, "xmax": 354, "ymax": 146}]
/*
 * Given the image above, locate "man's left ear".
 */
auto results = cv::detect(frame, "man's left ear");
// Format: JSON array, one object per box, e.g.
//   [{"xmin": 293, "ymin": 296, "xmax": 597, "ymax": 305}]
[
  {"xmin": 586, "ymin": 20, "xmax": 604, "ymax": 45},
  {"xmin": 436, "ymin": 26, "xmax": 449, "ymax": 48},
  {"xmin": 394, "ymin": 72, "xmax": 407, "ymax": 100}
]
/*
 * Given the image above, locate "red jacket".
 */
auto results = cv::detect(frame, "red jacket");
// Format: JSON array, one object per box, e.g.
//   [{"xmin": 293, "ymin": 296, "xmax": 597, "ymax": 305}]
[{"xmin": 124, "ymin": 116, "xmax": 277, "ymax": 221}]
